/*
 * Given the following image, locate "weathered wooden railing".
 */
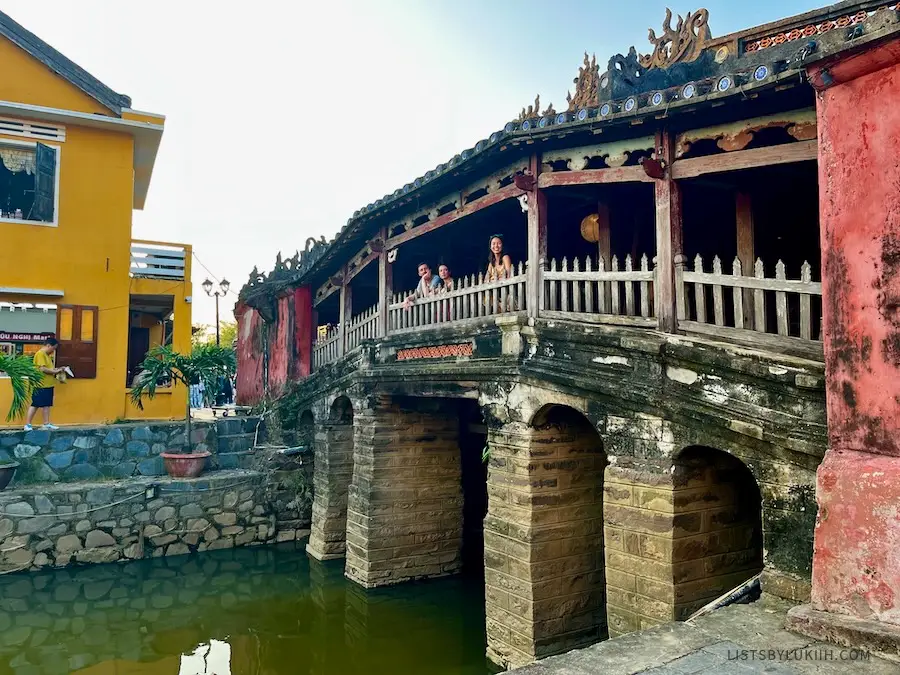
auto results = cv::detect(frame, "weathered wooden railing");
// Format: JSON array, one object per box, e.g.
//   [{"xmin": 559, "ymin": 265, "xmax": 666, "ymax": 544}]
[
  {"xmin": 677, "ymin": 255, "xmax": 822, "ymax": 347},
  {"xmin": 345, "ymin": 305, "xmax": 379, "ymax": 353},
  {"xmin": 388, "ymin": 263, "xmax": 527, "ymax": 334},
  {"xmin": 542, "ymin": 254, "xmax": 656, "ymax": 326},
  {"xmin": 313, "ymin": 326, "xmax": 340, "ymax": 370}
]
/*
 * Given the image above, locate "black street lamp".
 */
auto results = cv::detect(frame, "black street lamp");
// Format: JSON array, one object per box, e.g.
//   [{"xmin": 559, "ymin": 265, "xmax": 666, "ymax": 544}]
[{"xmin": 202, "ymin": 277, "xmax": 230, "ymax": 346}]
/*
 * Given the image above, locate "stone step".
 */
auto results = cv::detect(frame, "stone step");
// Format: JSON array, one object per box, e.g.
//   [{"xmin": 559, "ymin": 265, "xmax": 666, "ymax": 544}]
[
  {"xmin": 214, "ymin": 450, "xmax": 256, "ymax": 470},
  {"xmin": 215, "ymin": 416, "xmax": 263, "ymax": 437},
  {"xmin": 217, "ymin": 433, "xmax": 255, "ymax": 455}
]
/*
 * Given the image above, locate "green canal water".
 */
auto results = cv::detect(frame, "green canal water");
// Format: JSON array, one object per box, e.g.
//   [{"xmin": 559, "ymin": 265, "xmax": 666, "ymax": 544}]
[{"xmin": 0, "ymin": 542, "xmax": 499, "ymax": 675}]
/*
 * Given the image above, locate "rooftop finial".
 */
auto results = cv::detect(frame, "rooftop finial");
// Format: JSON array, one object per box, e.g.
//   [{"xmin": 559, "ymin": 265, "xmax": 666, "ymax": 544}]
[
  {"xmin": 639, "ymin": 8, "xmax": 711, "ymax": 70},
  {"xmin": 566, "ymin": 52, "xmax": 600, "ymax": 111}
]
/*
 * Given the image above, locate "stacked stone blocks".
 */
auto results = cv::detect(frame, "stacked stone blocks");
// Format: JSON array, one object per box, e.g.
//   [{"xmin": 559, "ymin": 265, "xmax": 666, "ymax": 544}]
[
  {"xmin": 484, "ymin": 409, "xmax": 606, "ymax": 669},
  {"xmin": 0, "ymin": 422, "xmax": 217, "ymax": 484},
  {"xmin": 345, "ymin": 397, "xmax": 463, "ymax": 588},
  {"xmin": 603, "ymin": 455, "xmax": 763, "ymax": 637},
  {"xmin": 0, "ymin": 471, "xmax": 277, "ymax": 572},
  {"xmin": 307, "ymin": 419, "xmax": 354, "ymax": 560}
]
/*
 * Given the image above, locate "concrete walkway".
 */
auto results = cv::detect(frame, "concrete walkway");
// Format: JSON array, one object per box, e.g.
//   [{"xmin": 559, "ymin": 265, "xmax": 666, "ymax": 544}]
[{"xmin": 509, "ymin": 597, "xmax": 898, "ymax": 674}]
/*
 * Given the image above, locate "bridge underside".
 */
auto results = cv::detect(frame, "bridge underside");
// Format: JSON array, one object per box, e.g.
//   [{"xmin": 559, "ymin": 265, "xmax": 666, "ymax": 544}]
[{"xmin": 278, "ymin": 317, "xmax": 824, "ymax": 669}]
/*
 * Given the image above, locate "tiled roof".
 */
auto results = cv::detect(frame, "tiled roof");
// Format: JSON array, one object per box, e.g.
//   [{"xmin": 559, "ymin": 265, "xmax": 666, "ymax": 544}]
[
  {"xmin": 0, "ymin": 9, "xmax": 131, "ymax": 115},
  {"xmin": 239, "ymin": 1, "xmax": 900, "ymax": 305}
]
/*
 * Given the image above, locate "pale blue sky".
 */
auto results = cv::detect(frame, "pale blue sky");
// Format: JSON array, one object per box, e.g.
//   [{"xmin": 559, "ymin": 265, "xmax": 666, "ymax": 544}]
[{"xmin": 3, "ymin": 1, "xmax": 823, "ymax": 324}]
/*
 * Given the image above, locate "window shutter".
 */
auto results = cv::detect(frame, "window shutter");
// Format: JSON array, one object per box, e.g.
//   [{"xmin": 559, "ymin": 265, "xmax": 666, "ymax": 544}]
[
  {"xmin": 56, "ymin": 305, "xmax": 98, "ymax": 379},
  {"xmin": 31, "ymin": 143, "xmax": 56, "ymax": 223}
]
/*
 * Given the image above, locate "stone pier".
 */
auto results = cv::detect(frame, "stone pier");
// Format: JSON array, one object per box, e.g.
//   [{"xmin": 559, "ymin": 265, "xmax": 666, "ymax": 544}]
[
  {"xmin": 484, "ymin": 405, "xmax": 607, "ymax": 669},
  {"xmin": 307, "ymin": 397, "xmax": 355, "ymax": 560},
  {"xmin": 344, "ymin": 397, "xmax": 463, "ymax": 587}
]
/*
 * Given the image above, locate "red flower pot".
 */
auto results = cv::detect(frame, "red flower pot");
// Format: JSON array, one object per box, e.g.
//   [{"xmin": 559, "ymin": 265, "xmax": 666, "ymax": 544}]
[{"xmin": 161, "ymin": 451, "xmax": 210, "ymax": 478}]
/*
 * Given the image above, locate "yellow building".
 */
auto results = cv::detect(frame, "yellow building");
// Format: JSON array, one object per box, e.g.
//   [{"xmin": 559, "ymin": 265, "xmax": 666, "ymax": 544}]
[{"xmin": 0, "ymin": 10, "xmax": 191, "ymax": 426}]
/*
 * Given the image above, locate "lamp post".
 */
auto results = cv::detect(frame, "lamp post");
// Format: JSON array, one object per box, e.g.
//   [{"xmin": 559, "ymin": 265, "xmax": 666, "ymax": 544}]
[{"xmin": 202, "ymin": 278, "xmax": 230, "ymax": 346}]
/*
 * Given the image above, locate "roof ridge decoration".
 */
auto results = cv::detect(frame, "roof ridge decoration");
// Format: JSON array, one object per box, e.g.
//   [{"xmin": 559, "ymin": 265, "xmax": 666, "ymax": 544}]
[
  {"xmin": 566, "ymin": 53, "xmax": 601, "ymax": 111},
  {"xmin": 517, "ymin": 95, "xmax": 556, "ymax": 122},
  {"xmin": 240, "ymin": 236, "xmax": 330, "ymax": 305},
  {"xmin": 639, "ymin": 8, "xmax": 711, "ymax": 70}
]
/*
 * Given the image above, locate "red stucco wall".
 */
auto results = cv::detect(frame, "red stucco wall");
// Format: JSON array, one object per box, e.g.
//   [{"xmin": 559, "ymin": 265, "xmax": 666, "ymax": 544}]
[
  {"xmin": 293, "ymin": 286, "xmax": 312, "ymax": 380},
  {"xmin": 811, "ymin": 40, "xmax": 900, "ymax": 625},
  {"xmin": 235, "ymin": 303, "xmax": 265, "ymax": 406},
  {"xmin": 267, "ymin": 294, "xmax": 293, "ymax": 398}
]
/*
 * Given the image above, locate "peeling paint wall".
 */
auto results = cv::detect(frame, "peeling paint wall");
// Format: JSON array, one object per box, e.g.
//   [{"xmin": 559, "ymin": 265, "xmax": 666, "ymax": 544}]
[
  {"xmin": 235, "ymin": 303, "xmax": 265, "ymax": 406},
  {"xmin": 809, "ymin": 39, "xmax": 900, "ymax": 625}
]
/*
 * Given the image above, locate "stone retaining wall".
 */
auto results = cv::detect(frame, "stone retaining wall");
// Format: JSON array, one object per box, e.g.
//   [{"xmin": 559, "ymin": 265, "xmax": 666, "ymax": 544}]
[
  {"xmin": 0, "ymin": 422, "xmax": 218, "ymax": 484},
  {"xmin": 0, "ymin": 470, "xmax": 305, "ymax": 573}
]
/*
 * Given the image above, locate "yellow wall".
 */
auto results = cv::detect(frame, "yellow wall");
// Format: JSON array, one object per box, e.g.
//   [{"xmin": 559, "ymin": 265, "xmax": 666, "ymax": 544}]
[
  {"xmin": 0, "ymin": 35, "xmax": 190, "ymax": 427},
  {"xmin": 0, "ymin": 37, "xmax": 111, "ymax": 115}
]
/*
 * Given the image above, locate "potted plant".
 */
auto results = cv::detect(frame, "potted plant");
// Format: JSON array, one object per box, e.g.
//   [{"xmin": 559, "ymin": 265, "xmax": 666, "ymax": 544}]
[
  {"xmin": 0, "ymin": 353, "xmax": 42, "ymax": 491},
  {"xmin": 130, "ymin": 344, "xmax": 236, "ymax": 478}
]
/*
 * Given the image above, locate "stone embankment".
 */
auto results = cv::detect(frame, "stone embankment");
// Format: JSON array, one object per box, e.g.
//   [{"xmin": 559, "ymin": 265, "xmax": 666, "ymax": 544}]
[{"xmin": 0, "ymin": 471, "xmax": 305, "ymax": 572}]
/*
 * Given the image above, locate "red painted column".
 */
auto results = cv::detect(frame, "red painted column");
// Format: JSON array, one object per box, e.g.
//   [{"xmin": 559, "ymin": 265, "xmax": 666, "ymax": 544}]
[
  {"xmin": 234, "ymin": 302, "xmax": 265, "ymax": 406},
  {"xmin": 807, "ymin": 38, "xmax": 900, "ymax": 628},
  {"xmin": 293, "ymin": 286, "xmax": 312, "ymax": 379}
]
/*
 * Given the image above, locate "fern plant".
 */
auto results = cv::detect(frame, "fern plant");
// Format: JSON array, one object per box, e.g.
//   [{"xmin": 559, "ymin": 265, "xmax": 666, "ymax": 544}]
[
  {"xmin": 0, "ymin": 354, "xmax": 43, "ymax": 422},
  {"xmin": 130, "ymin": 344, "xmax": 236, "ymax": 452}
]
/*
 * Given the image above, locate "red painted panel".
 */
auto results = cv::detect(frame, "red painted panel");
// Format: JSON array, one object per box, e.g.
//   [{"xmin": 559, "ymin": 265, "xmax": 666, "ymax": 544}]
[
  {"xmin": 235, "ymin": 303, "xmax": 264, "ymax": 406},
  {"xmin": 816, "ymin": 50, "xmax": 900, "ymax": 458},
  {"xmin": 267, "ymin": 294, "xmax": 292, "ymax": 397},
  {"xmin": 810, "ymin": 39, "xmax": 900, "ymax": 625},
  {"xmin": 293, "ymin": 286, "xmax": 312, "ymax": 380}
]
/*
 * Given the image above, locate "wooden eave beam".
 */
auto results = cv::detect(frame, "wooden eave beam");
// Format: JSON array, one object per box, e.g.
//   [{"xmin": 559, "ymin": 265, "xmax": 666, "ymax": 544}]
[
  {"xmin": 670, "ymin": 140, "xmax": 817, "ymax": 180},
  {"xmin": 537, "ymin": 165, "xmax": 654, "ymax": 188},
  {"xmin": 345, "ymin": 249, "xmax": 379, "ymax": 284},
  {"xmin": 384, "ymin": 183, "xmax": 521, "ymax": 249}
]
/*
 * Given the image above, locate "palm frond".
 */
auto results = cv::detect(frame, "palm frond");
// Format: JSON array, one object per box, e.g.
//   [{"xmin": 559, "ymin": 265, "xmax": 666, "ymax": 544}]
[
  {"xmin": 129, "ymin": 344, "xmax": 236, "ymax": 411},
  {"xmin": 0, "ymin": 354, "xmax": 44, "ymax": 421}
]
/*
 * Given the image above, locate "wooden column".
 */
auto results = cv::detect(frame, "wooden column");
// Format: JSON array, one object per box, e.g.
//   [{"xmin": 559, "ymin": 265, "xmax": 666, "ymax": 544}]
[
  {"xmin": 654, "ymin": 129, "xmax": 683, "ymax": 333},
  {"xmin": 377, "ymin": 228, "xmax": 392, "ymax": 338},
  {"xmin": 596, "ymin": 201, "xmax": 612, "ymax": 308},
  {"xmin": 736, "ymin": 192, "xmax": 755, "ymax": 328},
  {"xmin": 338, "ymin": 270, "xmax": 351, "ymax": 357},
  {"xmin": 526, "ymin": 153, "xmax": 547, "ymax": 317}
]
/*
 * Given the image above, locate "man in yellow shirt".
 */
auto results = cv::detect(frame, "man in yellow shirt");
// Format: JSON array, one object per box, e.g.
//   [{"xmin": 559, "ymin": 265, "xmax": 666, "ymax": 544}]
[{"xmin": 24, "ymin": 337, "xmax": 63, "ymax": 431}]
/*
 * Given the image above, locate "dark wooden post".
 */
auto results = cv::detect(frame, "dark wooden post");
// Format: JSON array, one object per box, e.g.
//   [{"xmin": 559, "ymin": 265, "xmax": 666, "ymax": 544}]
[
  {"xmin": 654, "ymin": 129, "xmax": 683, "ymax": 333},
  {"xmin": 736, "ymin": 192, "xmax": 755, "ymax": 328},
  {"xmin": 597, "ymin": 201, "xmax": 612, "ymax": 308},
  {"xmin": 526, "ymin": 153, "xmax": 547, "ymax": 318},
  {"xmin": 377, "ymin": 227, "xmax": 392, "ymax": 337},
  {"xmin": 338, "ymin": 268, "xmax": 351, "ymax": 357}
]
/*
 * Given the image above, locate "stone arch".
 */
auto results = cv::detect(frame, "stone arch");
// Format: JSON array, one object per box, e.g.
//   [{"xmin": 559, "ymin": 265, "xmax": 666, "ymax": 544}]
[
  {"xmin": 484, "ymin": 401, "xmax": 608, "ymax": 667},
  {"xmin": 329, "ymin": 395, "xmax": 353, "ymax": 424},
  {"xmin": 306, "ymin": 395, "xmax": 355, "ymax": 560},
  {"xmin": 297, "ymin": 410, "xmax": 315, "ymax": 448},
  {"xmin": 669, "ymin": 445, "xmax": 764, "ymax": 619}
]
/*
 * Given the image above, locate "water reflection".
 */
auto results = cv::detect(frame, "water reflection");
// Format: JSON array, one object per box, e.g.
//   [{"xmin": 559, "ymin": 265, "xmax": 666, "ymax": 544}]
[{"xmin": 0, "ymin": 543, "xmax": 495, "ymax": 675}]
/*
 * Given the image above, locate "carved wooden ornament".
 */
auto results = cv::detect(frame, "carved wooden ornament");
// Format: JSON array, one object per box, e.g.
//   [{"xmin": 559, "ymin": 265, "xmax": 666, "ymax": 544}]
[{"xmin": 639, "ymin": 8, "xmax": 711, "ymax": 70}]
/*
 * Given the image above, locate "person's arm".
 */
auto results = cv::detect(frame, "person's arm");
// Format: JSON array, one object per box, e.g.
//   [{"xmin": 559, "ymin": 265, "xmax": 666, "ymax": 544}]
[{"xmin": 502, "ymin": 255, "xmax": 513, "ymax": 276}]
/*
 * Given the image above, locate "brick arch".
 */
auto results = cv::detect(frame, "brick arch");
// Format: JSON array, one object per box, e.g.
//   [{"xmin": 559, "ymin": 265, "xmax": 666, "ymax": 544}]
[
  {"xmin": 328, "ymin": 395, "xmax": 354, "ymax": 424},
  {"xmin": 484, "ymin": 401, "xmax": 609, "ymax": 666},
  {"xmin": 669, "ymin": 445, "xmax": 765, "ymax": 618},
  {"xmin": 307, "ymin": 395, "xmax": 355, "ymax": 560}
]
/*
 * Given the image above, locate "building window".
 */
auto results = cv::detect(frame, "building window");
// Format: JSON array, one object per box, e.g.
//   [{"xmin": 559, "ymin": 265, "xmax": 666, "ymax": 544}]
[
  {"xmin": 0, "ymin": 302, "xmax": 58, "ymax": 364},
  {"xmin": 0, "ymin": 141, "xmax": 58, "ymax": 225}
]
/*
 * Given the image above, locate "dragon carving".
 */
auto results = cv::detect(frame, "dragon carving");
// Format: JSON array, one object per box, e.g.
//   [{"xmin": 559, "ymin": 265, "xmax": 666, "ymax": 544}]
[
  {"xmin": 639, "ymin": 8, "xmax": 711, "ymax": 70},
  {"xmin": 567, "ymin": 52, "xmax": 600, "ymax": 111},
  {"xmin": 517, "ymin": 95, "xmax": 556, "ymax": 121}
]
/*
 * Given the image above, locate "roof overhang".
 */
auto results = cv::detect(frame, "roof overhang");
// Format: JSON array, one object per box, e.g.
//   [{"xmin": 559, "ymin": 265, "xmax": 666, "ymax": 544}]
[{"xmin": 0, "ymin": 99, "xmax": 164, "ymax": 210}]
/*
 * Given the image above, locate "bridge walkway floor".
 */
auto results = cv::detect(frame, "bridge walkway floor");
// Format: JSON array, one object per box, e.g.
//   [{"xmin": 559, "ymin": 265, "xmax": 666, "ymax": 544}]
[{"xmin": 507, "ymin": 597, "xmax": 897, "ymax": 675}]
